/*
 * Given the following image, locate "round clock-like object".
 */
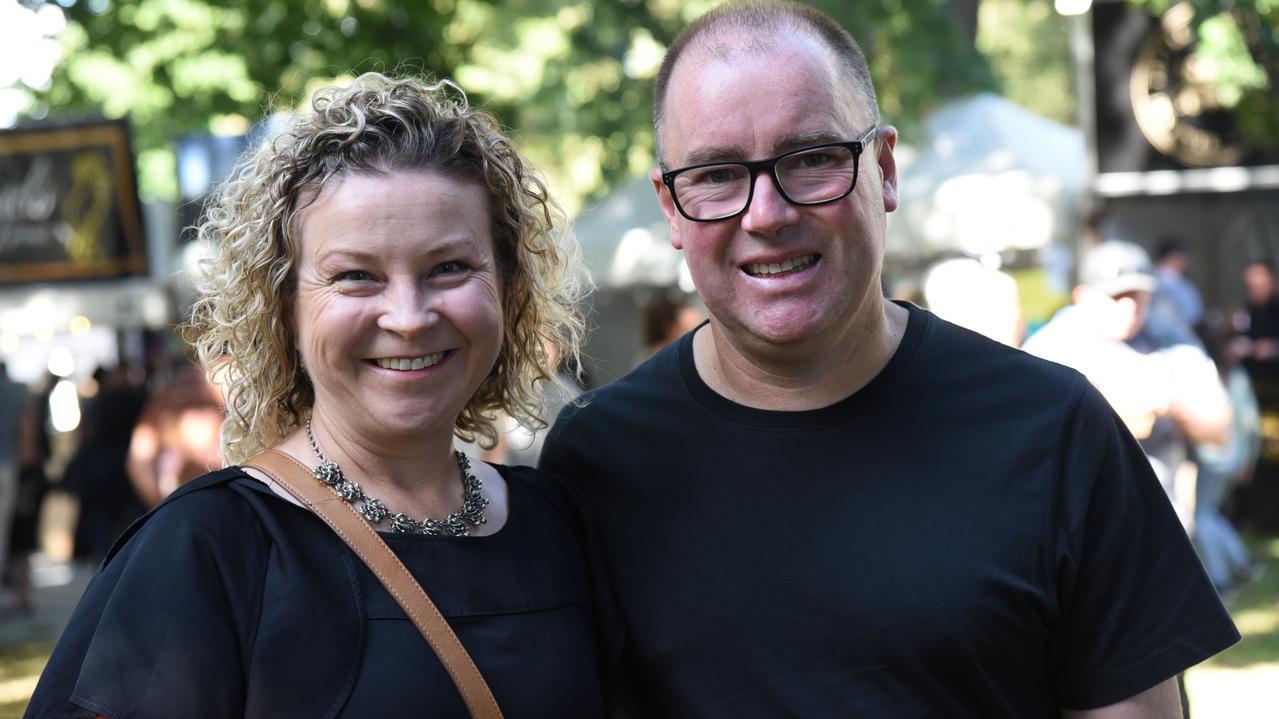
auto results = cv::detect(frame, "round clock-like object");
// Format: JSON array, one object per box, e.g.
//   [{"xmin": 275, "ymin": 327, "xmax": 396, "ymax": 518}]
[{"xmin": 1129, "ymin": 2, "xmax": 1249, "ymax": 167}]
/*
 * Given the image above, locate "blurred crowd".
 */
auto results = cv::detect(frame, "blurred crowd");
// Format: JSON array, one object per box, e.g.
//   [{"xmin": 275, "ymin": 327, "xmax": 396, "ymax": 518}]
[
  {"xmin": 923, "ymin": 227, "xmax": 1275, "ymax": 602},
  {"xmin": 0, "ymin": 350, "xmax": 224, "ymax": 617}
]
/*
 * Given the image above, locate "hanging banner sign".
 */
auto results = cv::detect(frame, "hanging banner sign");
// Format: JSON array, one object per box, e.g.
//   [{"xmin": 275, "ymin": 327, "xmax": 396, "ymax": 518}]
[{"xmin": 0, "ymin": 118, "xmax": 146, "ymax": 283}]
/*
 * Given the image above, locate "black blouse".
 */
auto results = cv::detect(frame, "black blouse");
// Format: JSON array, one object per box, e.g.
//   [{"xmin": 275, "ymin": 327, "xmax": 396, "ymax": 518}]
[{"xmin": 26, "ymin": 464, "xmax": 606, "ymax": 718}]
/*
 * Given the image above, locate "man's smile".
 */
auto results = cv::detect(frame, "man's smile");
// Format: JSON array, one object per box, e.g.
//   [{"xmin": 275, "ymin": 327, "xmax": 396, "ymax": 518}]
[{"xmin": 742, "ymin": 253, "xmax": 820, "ymax": 278}]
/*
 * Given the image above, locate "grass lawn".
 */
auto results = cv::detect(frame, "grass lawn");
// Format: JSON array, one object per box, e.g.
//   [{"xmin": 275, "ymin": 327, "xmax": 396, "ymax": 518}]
[
  {"xmin": 0, "ymin": 641, "xmax": 51, "ymax": 719},
  {"xmin": 1186, "ymin": 534, "xmax": 1279, "ymax": 718}
]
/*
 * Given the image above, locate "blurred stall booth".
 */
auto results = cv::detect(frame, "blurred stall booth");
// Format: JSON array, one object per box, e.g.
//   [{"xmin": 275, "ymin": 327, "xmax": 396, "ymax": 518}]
[
  {"xmin": 571, "ymin": 178, "xmax": 700, "ymax": 386},
  {"xmin": 0, "ymin": 118, "xmax": 174, "ymax": 393},
  {"xmin": 887, "ymin": 93, "xmax": 1085, "ymax": 324}
]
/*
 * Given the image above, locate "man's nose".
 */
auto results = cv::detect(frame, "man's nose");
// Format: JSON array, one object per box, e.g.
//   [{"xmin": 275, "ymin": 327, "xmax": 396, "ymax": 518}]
[{"xmin": 740, "ymin": 172, "xmax": 801, "ymax": 236}]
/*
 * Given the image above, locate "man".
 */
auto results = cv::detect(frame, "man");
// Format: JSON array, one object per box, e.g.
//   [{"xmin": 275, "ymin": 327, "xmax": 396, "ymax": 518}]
[
  {"xmin": 1023, "ymin": 240, "xmax": 1231, "ymax": 525},
  {"xmin": 541, "ymin": 3, "xmax": 1238, "ymax": 716},
  {"xmin": 1152, "ymin": 236, "xmax": 1204, "ymax": 331},
  {"xmin": 0, "ymin": 361, "xmax": 27, "ymax": 599},
  {"xmin": 1235, "ymin": 259, "xmax": 1279, "ymax": 531},
  {"xmin": 1240, "ymin": 259, "xmax": 1279, "ymax": 370}
]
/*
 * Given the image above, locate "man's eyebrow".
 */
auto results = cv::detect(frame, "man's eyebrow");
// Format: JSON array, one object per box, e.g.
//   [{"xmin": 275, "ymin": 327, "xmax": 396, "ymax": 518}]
[
  {"xmin": 771, "ymin": 130, "xmax": 845, "ymax": 154},
  {"xmin": 683, "ymin": 145, "xmax": 749, "ymax": 165},
  {"xmin": 680, "ymin": 131, "xmax": 850, "ymax": 166}
]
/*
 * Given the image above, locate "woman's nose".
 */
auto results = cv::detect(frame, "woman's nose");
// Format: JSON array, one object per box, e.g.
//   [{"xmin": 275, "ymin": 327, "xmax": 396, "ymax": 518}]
[{"xmin": 376, "ymin": 282, "xmax": 436, "ymax": 338}]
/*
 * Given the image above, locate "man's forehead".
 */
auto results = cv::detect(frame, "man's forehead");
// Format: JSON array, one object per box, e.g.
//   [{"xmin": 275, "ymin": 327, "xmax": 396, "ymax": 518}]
[{"xmin": 662, "ymin": 36, "xmax": 866, "ymax": 164}]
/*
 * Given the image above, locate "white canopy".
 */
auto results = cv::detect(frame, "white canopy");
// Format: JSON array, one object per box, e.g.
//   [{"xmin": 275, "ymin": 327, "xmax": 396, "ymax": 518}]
[
  {"xmin": 570, "ymin": 178, "xmax": 691, "ymax": 289},
  {"xmin": 888, "ymin": 92, "xmax": 1086, "ymax": 259}
]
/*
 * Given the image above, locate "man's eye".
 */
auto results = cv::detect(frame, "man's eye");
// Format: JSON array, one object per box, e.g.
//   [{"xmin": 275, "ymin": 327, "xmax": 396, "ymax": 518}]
[
  {"xmin": 706, "ymin": 168, "xmax": 735, "ymax": 183},
  {"xmin": 690, "ymin": 166, "xmax": 743, "ymax": 185},
  {"xmin": 799, "ymin": 152, "xmax": 832, "ymax": 168}
]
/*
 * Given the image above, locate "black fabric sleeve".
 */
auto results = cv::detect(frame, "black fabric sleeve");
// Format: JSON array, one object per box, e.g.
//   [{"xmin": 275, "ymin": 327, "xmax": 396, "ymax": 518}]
[
  {"xmin": 1052, "ymin": 381, "xmax": 1239, "ymax": 710},
  {"xmin": 538, "ymin": 401, "xmax": 582, "ymax": 481},
  {"xmin": 538, "ymin": 412, "xmax": 641, "ymax": 716},
  {"xmin": 25, "ymin": 484, "xmax": 269, "ymax": 719}
]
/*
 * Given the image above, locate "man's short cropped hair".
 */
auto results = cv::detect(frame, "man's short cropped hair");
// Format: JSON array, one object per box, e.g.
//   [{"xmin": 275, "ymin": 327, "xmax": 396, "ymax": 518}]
[
  {"xmin": 1153, "ymin": 236, "xmax": 1187, "ymax": 264},
  {"xmin": 1245, "ymin": 259, "xmax": 1276, "ymax": 275},
  {"xmin": 652, "ymin": 1, "xmax": 879, "ymax": 162}
]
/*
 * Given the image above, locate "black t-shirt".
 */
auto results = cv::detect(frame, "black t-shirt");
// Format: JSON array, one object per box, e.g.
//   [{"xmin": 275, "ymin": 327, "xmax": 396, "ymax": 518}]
[
  {"xmin": 26, "ymin": 465, "xmax": 605, "ymax": 718},
  {"xmin": 541, "ymin": 302, "xmax": 1238, "ymax": 718}
]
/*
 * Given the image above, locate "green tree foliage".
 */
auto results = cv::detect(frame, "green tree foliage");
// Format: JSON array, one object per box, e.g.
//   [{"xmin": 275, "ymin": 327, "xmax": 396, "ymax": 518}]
[
  {"xmin": 18, "ymin": 0, "xmax": 993, "ymax": 205},
  {"xmin": 978, "ymin": 0, "xmax": 1074, "ymax": 126}
]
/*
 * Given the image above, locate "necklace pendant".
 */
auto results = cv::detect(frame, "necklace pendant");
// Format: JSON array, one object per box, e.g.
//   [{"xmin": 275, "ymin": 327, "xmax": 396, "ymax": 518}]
[
  {"xmin": 459, "ymin": 499, "xmax": 487, "ymax": 526},
  {"xmin": 389, "ymin": 512, "xmax": 418, "ymax": 534},
  {"xmin": 359, "ymin": 497, "xmax": 388, "ymax": 523},
  {"xmin": 314, "ymin": 460, "xmax": 343, "ymax": 487},
  {"xmin": 334, "ymin": 479, "xmax": 363, "ymax": 503},
  {"xmin": 444, "ymin": 516, "xmax": 469, "ymax": 536}
]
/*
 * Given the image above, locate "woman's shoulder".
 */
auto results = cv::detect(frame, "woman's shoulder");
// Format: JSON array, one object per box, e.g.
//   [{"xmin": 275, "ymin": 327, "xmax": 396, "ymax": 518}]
[{"xmin": 105, "ymin": 467, "xmax": 295, "ymax": 562}]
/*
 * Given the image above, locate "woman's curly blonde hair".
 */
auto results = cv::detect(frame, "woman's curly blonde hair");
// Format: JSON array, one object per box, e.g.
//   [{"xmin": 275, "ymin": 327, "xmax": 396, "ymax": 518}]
[{"xmin": 187, "ymin": 72, "xmax": 588, "ymax": 465}]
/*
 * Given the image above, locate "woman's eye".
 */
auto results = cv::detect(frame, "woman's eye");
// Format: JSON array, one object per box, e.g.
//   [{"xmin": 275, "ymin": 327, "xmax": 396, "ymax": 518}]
[
  {"xmin": 435, "ymin": 261, "xmax": 468, "ymax": 276},
  {"xmin": 335, "ymin": 270, "xmax": 372, "ymax": 282}
]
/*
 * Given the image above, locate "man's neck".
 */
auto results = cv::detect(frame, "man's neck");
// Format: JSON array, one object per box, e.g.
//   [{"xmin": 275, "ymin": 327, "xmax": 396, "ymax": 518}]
[{"xmin": 693, "ymin": 298, "xmax": 909, "ymax": 411}]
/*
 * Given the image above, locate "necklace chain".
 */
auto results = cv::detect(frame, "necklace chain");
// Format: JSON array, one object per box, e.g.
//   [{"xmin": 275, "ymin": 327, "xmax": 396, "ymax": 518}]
[{"xmin": 305, "ymin": 415, "xmax": 489, "ymax": 536}]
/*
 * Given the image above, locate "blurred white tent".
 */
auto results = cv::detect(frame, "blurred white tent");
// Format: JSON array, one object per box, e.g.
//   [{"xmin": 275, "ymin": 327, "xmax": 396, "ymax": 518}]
[
  {"xmin": 888, "ymin": 93, "xmax": 1086, "ymax": 260},
  {"xmin": 571, "ymin": 178, "xmax": 692, "ymax": 291}
]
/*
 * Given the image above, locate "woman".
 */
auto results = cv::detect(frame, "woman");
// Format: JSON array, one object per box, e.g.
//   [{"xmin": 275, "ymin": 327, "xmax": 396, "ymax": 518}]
[{"xmin": 27, "ymin": 73, "xmax": 604, "ymax": 717}]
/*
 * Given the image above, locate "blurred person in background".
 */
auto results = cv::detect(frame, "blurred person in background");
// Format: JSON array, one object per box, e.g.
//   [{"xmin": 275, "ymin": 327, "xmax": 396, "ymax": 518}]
[
  {"xmin": 1194, "ymin": 314, "xmax": 1262, "ymax": 598},
  {"xmin": 542, "ymin": 3, "xmax": 1237, "ymax": 715},
  {"xmin": 638, "ymin": 292, "xmax": 705, "ymax": 362},
  {"xmin": 6, "ymin": 372, "xmax": 55, "ymax": 615},
  {"xmin": 63, "ymin": 365, "xmax": 148, "ymax": 563},
  {"xmin": 921, "ymin": 257, "xmax": 1024, "ymax": 347},
  {"xmin": 0, "ymin": 361, "xmax": 27, "ymax": 614},
  {"xmin": 125, "ymin": 360, "xmax": 224, "ymax": 508},
  {"xmin": 1230, "ymin": 259, "xmax": 1279, "ymax": 531},
  {"xmin": 1024, "ymin": 240, "xmax": 1231, "ymax": 528},
  {"xmin": 1152, "ymin": 236, "xmax": 1204, "ymax": 331},
  {"xmin": 1238, "ymin": 260, "xmax": 1279, "ymax": 366},
  {"xmin": 26, "ymin": 73, "xmax": 605, "ymax": 717}
]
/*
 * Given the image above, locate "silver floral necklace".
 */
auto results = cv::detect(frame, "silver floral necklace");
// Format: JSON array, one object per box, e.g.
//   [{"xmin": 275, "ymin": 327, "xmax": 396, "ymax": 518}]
[{"xmin": 305, "ymin": 415, "xmax": 489, "ymax": 536}]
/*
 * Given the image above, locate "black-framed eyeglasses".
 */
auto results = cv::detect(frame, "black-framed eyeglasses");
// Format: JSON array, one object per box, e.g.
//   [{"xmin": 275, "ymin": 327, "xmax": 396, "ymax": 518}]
[{"xmin": 660, "ymin": 126, "xmax": 877, "ymax": 222}]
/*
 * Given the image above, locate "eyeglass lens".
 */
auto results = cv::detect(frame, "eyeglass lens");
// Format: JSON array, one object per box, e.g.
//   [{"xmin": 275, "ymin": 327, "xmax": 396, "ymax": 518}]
[{"xmin": 672, "ymin": 145, "xmax": 858, "ymax": 220}]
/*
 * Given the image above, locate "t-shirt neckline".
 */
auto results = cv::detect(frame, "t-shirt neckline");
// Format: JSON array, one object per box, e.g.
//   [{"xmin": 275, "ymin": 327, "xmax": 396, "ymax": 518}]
[{"xmin": 678, "ymin": 300, "xmax": 928, "ymax": 431}]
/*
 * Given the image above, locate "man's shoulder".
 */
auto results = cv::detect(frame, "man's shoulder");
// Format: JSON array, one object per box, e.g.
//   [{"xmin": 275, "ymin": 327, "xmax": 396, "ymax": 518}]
[
  {"xmin": 920, "ymin": 310, "xmax": 1086, "ymax": 394},
  {"xmin": 557, "ymin": 338, "xmax": 685, "ymax": 425}
]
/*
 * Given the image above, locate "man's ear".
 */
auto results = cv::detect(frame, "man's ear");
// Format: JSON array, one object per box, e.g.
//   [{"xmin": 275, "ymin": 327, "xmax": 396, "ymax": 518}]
[
  {"xmin": 651, "ymin": 167, "xmax": 685, "ymax": 251},
  {"xmin": 876, "ymin": 126, "xmax": 899, "ymax": 213}
]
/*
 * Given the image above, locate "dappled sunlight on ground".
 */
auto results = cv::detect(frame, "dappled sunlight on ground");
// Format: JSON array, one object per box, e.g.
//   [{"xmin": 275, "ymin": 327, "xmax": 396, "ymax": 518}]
[
  {"xmin": 1188, "ymin": 662, "xmax": 1279, "ymax": 719},
  {"xmin": 1186, "ymin": 533, "xmax": 1279, "ymax": 717}
]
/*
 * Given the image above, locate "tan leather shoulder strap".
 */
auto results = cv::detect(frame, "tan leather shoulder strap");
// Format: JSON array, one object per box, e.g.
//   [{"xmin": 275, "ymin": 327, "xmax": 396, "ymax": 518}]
[{"xmin": 244, "ymin": 449, "xmax": 503, "ymax": 719}]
